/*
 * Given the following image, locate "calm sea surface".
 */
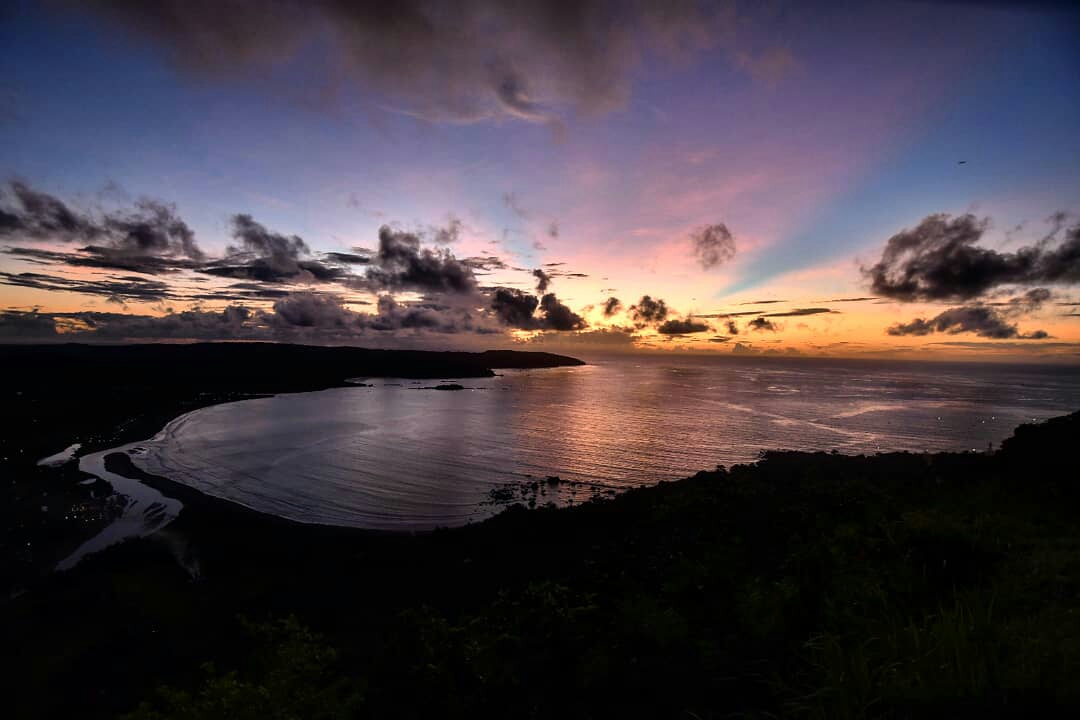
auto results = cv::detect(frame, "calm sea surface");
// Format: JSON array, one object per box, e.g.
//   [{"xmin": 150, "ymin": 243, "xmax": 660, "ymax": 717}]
[{"xmin": 125, "ymin": 355, "xmax": 1080, "ymax": 530}]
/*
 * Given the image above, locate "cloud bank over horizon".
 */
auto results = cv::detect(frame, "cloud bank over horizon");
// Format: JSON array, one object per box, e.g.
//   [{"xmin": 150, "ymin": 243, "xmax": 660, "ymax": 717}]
[{"xmin": 2, "ymin": 180, "xmax": 1078, "ymax": 357}]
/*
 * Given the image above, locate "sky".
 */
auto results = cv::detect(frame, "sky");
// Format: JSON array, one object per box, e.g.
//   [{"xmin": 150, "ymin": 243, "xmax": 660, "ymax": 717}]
[{"xmin": 1, "ymin": 0, "xmax": 1079, "ymax": 361}]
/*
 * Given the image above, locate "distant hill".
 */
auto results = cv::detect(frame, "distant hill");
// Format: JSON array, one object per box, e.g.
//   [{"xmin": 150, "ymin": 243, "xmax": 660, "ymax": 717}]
[{"xmin": 0, "ymin": 342, "xmax": 585, "ymax": 392}]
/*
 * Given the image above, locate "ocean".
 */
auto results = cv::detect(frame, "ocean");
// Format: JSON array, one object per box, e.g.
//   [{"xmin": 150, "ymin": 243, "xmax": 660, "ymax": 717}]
[{"xmin": 112, "ymin": 354, "xmax": 1080, "ymax": 532}]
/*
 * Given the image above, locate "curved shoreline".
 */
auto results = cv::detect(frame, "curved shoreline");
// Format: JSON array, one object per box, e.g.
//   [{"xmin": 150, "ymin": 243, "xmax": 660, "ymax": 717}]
[
  {"xmin": 56, "ymin": 369, "xmax": 591, "ymax": 569},
  {"xmin": 56, "ymin": 393, "xmax": 425, "ymax": 571},
  {"xmin": 59, "ymin": 369, "xmax": 1068, "ymax": 570}
]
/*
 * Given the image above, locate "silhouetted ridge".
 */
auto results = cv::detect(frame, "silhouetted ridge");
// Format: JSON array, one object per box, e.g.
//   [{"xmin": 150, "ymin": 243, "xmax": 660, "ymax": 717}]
[{"xmin": 0, "ymin": 342, "xmax": 584, "ymax": 392}]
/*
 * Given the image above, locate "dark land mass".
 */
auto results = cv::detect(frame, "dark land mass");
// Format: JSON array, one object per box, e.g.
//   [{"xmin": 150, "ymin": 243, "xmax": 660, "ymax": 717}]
[
  {"xmin": 3, "ymin": 397, "xmax": 1080, "ymax": 717},
  {"xmin": 0, "ymin": 343, "xmax": 583, "ymax": 390},
  {"xmin": 0, "ymin": 343, "xmax": 583, "ymax": 590}
]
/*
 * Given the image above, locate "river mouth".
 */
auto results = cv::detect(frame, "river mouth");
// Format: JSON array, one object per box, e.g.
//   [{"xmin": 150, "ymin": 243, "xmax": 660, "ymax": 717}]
[{"xmin": 57, "ymin": 444, "xmax": 182, "ymax": 571}]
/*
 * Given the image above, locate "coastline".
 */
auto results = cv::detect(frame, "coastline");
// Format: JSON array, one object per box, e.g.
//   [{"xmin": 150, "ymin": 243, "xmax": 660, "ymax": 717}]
[
  {"xmin": 5, "ymin": 410, "xmax": 1079, "ymax": 719},
  {"xmin": 103, "ymin": 450, "xmax": 390, "ymax": 539},
  {"xmin": 1, "ymin": 343, "xmax": 585, "ymax": 590},
  {"xmin": 6, "ymin": 344, "xmax": 1080, "ymax": 718}
]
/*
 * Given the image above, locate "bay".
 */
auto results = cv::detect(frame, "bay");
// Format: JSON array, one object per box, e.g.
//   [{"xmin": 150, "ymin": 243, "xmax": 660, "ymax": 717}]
[{"xmin": 120, "ymin": 355, "xmax": 1080, "ymax": 531}]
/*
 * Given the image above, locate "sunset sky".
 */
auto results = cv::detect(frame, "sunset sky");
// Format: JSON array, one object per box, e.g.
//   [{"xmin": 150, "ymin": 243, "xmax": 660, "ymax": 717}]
[{"xmin": 2, "ymin": 0, "xmax": 1078, "ymax": 360}]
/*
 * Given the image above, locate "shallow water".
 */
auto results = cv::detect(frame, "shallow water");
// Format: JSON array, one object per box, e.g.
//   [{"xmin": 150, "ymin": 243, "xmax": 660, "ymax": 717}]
[
  {"xmin": 114, "ymin": 355, "xmax": 1080, "ymax": 532},
  {"xmin": 57, "ymin": 443, "xmax": 181, "ymax": 570}
]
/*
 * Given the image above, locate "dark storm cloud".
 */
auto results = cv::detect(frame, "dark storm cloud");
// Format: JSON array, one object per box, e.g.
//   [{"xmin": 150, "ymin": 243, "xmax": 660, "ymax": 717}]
[
  {"xmin": 738, "ymin": 299, "xmax": 785, "ymax": 305},
  {"xmin": 201, "ymin": 214, "xmax": 350, "ymax": 283},
  {"xmin": 629, "ymin": 295, "xmax": 668, "ymax": 325},
  {"xmin": 0, "ymin": 181, "xmax": 204, "ymax": 272},
  {"xmin": 0, "ymin": 207, "xmax": 18, "ymax": 233},
  {"xmin": 533, "ymin": 268, "xmax": 552, "ymax": 293},
  {"xmin": 5, "ymin": 244, "xmax": 202, "ymax": 275},
  {"xmin": 826, "ymin": 296, "xmax": 876, "ymax": 303},
  {"xmin": 863, "ymin": 213, "xmax": 1080, "ymax": 301},
  {"xmin": 187, "ymin": 286, "xmax": 294, "ymax": 302},
  {"xmin": 70, "ymin": 247, "xmax": 204, "ymax": 274},
  {"xmin": 101, "ymin": 198, "xmax": 203, "ymax": 259},
  {"xmin": 369, "ymin": 295, "xmax": 449, "ymax": 332},
  {"xmin": 3, "ymin": 246, "xmax": 92, "ymax": 265},
  {"xmin": 987, "ymin": 287, "xmax": 1052, "ymax": 312},
  {"xmin": 271, "ymin": 291, "xmax": 357, "ymax": 328},
  {"xmin": 0, "ymin": 248, "xmax": 323, "ymax": 305},
  {"xmin": 271, "ymin": 291, "xmax": 476, "ymax": 335},
  {"xmin": 323, "ymin": 251, "xmax": 371, "ymax": 264},
  {"xmin": 761, "ymin": 307, "xmax": 835, "ymax": 317},
  {"xmin": 1017, "ymin": 287, "xmax": 1053, "ymax": 308},
  {"xmin": 748, "ymin": 317, "xmax": 777, "ymax": 332},
  {"xmin": 0, "ymin": 180, "xmax": 99, "ymax": 241},
  {"xmin": 538, "ymin": 293, "xmax": 586, "ymax": 331},
  {"xmin": 462, "ymin": 255, "xmax": 509, "ymax": 273},
  {"xmin": 223, "ymin": 282, "xmax": 297, "ymax": 298},
  {"xmin": 86, "ymin": 306, "xmax": 257, "ymax": 338},
  {"xmin": 887, "ymin": 305, "xmax": 1049, "ymax": 339},
  {"xmin": 489, "ymin": 287, "xmax": 584, "ymax": 331},
  {"xmin": 200, "ymin": 257, "xmax": 346, "ymax": 283},
  {"xmin": 1, "ymin": 183, "xmax": 568, "ymax": 331},
  {"xmin": 541, "ymin": 267, "xmax": 590, "ymax": 281},
  {"xmin": 602, "ymin": 296, "xmax": 622, "ymax": 317},
  {"xmin": 491, "ymin": 287, "xmax": 540, "ymax": 328},
  {"xmin": 0, "ymin": 270, "xmax": 176, "ymax": 302},
  {"xmin": 4, "ymin": 193, "xmax": 478, "ymax": 298},
  {"xmin": 361, "ymin": 226, "xmax": 477, "ymax": 293},
  {"xmin": 657, "ymin": 318, "xmax": 710, "ymax": 334},
  {"xmin": 73, "ymin": 1, "xmax": 721, "ymax": 125},
  {"xmin": 691, "ymin": 223, "xmax": 736, "ymax": 270}
]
